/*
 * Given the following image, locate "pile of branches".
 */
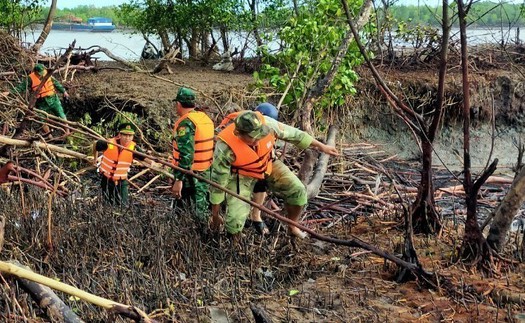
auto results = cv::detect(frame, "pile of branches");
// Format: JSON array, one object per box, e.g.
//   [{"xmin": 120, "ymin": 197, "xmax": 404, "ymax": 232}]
[{"xmin": 0, "ymin": 31, "xmax": 33, "ymax": 75}]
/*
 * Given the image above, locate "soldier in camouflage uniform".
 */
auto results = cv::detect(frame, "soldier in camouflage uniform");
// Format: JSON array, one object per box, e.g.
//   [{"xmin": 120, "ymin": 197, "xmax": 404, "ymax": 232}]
[
  {"xmin": 171, "ymin": 87, "xmax": 215, "ymax": 223},
  {"xmin": 2, "ymin": 64, "xmax": 70, "ymax": 136},
  {"xmin": 209, "ymin": 111, "xmax": 339, "ymax": 241}
]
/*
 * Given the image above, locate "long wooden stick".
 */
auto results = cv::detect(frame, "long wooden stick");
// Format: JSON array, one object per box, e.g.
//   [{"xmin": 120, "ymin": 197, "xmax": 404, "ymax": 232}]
[
  {"xmin": 0, "ymin": 261, "xmax": 153, "ymax": 322},
  {"xmin": 0, "ymin": 135, "xmax": 88, "ymax": 160}
]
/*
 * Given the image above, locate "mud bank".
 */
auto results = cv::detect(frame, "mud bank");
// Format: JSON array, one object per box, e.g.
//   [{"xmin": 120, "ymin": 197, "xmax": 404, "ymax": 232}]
[{"xmin": 350, "ymin": 68, "xmax": 525, "ymax": 172}]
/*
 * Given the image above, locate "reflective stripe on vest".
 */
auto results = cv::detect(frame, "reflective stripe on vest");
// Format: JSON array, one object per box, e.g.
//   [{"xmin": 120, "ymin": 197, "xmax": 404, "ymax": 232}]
[
  {"xmin": 98, "ymin": 138, "xmax": 136, "ymax": 180},
  {"xmin": 172, "ymin": 111, "xmax": 215, "ymax": 171},
  {"xmin": 29, "ymin": 72, "xmax": 57, "ymax": 99},
  {"xmin": 217, "ymin": 113, "xmax": 276, "ymax": 180}
]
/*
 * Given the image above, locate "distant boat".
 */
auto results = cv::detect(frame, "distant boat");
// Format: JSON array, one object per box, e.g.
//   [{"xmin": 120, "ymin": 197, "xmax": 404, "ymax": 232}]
[{"xmin": 51, "ymin": 17, "xmax": 115, "ymax": 32}]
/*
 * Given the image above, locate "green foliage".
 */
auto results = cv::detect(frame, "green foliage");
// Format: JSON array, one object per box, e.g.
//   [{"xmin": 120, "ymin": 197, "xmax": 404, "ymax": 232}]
[
  {"xmin": 0, "ymin": 0, "xmax": 43, "ymax": 35},
  {"xmin": 390, "ymin": 2, "xmax": 525, "ymax": 27},
  {"xmin": 85, "ymin": 111, "xmax": 140, "ymax": 139},
  {"xmin": 396, "ymin": 20, "xmax": 440, "ymax": 50},
  {"xmin": 255, "ymin": 0, "xmax": 363, "ymax": 114},
  {"xmin": 37, "ymin": 5, "xmax": 122, "ymax": 25},
  {"xmin": 116, "ymin": 0, "xmax": 244, "ymax": 41}
]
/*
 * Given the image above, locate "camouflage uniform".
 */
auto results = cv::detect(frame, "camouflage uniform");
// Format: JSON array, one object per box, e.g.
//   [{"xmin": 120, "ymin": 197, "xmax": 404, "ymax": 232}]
[
  {"xmin": 12, "ymin": 75, "xmax": 68, "ymax": 119},
  {"xmin": 173, "ymin": 116, "xmax": 210, "ymax": 222},
  {"xmin": 210, "ymin": 116, "xmax": 312, "ymax": 234}
]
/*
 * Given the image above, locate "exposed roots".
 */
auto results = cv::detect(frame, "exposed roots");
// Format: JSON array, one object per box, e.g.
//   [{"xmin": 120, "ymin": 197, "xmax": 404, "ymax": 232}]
[
  {"xmin": 411, "ymin": 199, "xmax": 442, "ymax": 235},
  {"xmin": 459, "ymin": 238, "xmax": 499, "ymax": 277}
]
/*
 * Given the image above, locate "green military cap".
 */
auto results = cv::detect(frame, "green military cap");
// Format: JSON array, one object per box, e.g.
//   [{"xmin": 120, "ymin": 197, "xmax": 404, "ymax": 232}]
[
  {"xmin": 235, "ymin": 111, "xmax": 270, "ymax": 140},
  {"xmin": 118, "ymin": 123, "xmax": 136, "ymax": 135},
  {"xmin": 33, "ymin": 64, "xmax": 45, "ymax": 73},
  {"xmin": 173, "ymin": 87, "xmax": 196, "ymax": 107}
]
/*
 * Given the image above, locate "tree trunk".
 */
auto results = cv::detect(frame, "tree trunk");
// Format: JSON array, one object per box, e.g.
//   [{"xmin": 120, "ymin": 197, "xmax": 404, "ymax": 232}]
[
  {"xmin": 410, "ymin": 0, "xmax": 449, "ymax": 234},
  {"xmin": 292, "ymin": 0, "xmax": 299, "ymax": 16},
  {"xmin": 159, "ymin": 29, "xmax": 171, "ymax": 50},
  {"xmin": 220, "ymin": 26, "xmax": 229, "ymax": 52},
  {"xmin": 248, "ymin": 0, "xmax": 263, "ymax": 48},
  {"xmin": 460, "ymin": 193, "xmax": 494, "ymax": 270},
  {"xmin": 189, "ymin": 29, "xmax": 200, "ymax": 59},
  {"xmin": 457, "ymin": 0, "xmax": 496, "ymax": 273},
  {"xmin": 411, "ymin": 139, "xmax": 442, "ymax": 234},
  {"xmin": 32, "ymin": 0, "xmax": 57, "ymax": 52},
  {"xmin": 487, "ymin": 166, "xmax": 525, "ymax": 251}
]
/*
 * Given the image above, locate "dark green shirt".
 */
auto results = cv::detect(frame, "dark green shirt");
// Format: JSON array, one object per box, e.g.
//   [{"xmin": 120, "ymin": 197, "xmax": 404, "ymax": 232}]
[{"xmin": 173, "ymin": 116, "xmax": 197, "ymax": 181}]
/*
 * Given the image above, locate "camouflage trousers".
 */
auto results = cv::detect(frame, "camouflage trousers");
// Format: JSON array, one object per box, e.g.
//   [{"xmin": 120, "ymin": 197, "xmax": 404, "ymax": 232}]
[
  {"xmin": 223, "ymin": 159, "xmax": 307, "ymax": 234},
  {"xmin": 100, "ymin": 176, "xmax": 129, "ymax": 206},
  {"xmin": 175, "ymin": 170, "xmax": 210, "ymax": 223},
  {"xmin": 37, "ymin": 95, "xmax": 67, "ymax": 119}
]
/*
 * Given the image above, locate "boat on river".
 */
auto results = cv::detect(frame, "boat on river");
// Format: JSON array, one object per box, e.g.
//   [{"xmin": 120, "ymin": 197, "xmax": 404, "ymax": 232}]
[{"xmin": 51, "ymin": 17, "xmax": 115, "ymax": 32}]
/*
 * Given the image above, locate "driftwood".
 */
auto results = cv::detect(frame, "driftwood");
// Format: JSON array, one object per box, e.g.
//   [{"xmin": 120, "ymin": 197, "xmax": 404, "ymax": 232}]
[
  {"xmin": 0, "ymin": 261, "xmax": 155, "ymax": 322},
  {"xmin": 85, "ymin": 45, "xmax": 143, "ymax": 71},
  {"xmin": 152, "ymin": 47, "xmax": 182, "ymax": 74},
  {"xmin": 492, "ymin": 288, "xmax": 525, "ymax": 305}
]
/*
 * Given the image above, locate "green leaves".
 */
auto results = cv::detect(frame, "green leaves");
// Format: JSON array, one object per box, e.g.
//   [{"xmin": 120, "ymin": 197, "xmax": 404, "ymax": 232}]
[
  {"xmin": 0, "ymin": 0, "xmax": 43, "ymax": 34},
  {"xmin": 288, "ymin": 289, "xmax": 300, "ymax": 296},
  {"xmin": 255, "ymin": 0, "xmax": 363, "ymax": 118}
]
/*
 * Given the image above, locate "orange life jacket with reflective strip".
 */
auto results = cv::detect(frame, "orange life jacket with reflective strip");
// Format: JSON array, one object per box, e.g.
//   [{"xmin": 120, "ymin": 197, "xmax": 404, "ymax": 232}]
[
  {"xmin": 172, "ymin": 111, "xmax": 215, "ymax": 171},
  {"xmin": 98, "ymin": 138, "xmax": 136, "ymax": 181},
  {"xmin": 217, "ymin": 113, "xmax": 276, "ymax": 180},
  {"xmin": 218, "ymin": 111, "xmax": 242, "ymax": 129},
  {"xmin": 29, "ymin": 72, "xmax": 56, "ymax": 98}
]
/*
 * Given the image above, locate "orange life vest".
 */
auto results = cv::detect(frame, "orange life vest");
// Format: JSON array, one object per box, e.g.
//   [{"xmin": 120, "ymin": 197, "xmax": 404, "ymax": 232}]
[
  {"xmin": 172, "ymin": 111, "xmax": 215, "ymax": 171},
  {"xmin": 217, "ymin": 112, "xmax": 276, "ymax": 179},
  {"xmin": 29, "ymin": 72, "xmax": 56, "ymax": 99},
  {"xmin": 98, "ymin": 138, "xmax": 136, "ymax": 181},
  {"xmin": 218, "ymin": 111, "xmax": 242, "ymax": 129}
]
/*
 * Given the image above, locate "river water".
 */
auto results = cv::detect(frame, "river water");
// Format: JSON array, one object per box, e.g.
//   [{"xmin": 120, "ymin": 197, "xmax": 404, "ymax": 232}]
[
  {"xmin": 23, "ymin": 26, "xmax": 524, "ymax": 61},
  {"xmin": 25, "ymin": 29, "xmax": 148, "ymax": 61}
]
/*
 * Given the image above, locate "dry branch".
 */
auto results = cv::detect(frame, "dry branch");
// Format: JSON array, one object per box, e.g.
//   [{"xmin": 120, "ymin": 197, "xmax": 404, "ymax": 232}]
[{"xmin": 0, "ymin": 135, "xmax": 88, "ymax": 160}]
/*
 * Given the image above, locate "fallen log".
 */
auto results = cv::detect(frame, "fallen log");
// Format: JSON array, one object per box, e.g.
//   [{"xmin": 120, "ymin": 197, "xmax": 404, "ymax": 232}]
[
  {"xmin": 9, "ymin": 261, "xmax": 84, "ymax": 323},
  {"xmin": 492, "ymin": 288, "xmax": 525, "ymax": 305}
]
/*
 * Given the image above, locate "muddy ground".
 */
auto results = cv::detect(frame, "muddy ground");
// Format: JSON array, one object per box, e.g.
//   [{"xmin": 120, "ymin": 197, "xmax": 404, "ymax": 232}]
[{"xmin": 2, "ymin": 57, "xmax": 525, "ymax": 322}]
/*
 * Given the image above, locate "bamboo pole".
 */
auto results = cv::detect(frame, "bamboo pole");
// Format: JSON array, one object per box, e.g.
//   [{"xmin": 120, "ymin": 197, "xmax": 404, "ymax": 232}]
[{"xmin": 0, "ymin": 261, "xmax": 153, "ymax": 322}]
